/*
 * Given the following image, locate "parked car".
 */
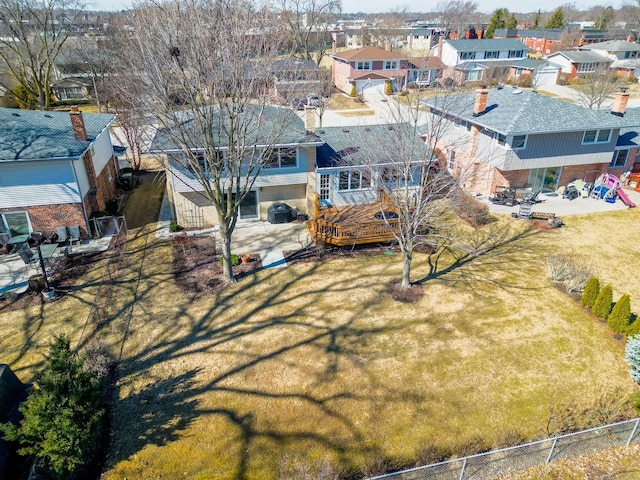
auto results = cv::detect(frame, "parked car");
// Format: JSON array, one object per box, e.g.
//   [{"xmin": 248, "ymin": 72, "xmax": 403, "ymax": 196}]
[{"xmin": 306, "ymin": 94, "xmax": 323, "ymax": 107}]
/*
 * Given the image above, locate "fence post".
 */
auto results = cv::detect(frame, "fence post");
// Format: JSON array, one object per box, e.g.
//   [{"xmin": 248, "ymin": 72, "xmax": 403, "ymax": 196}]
[
  {"xmin": 627, "ymin": 418, "xmax": 640, "ymax": 446},
  {"xmin": 545, "ymin": 438, "xmax": 558, "ymax": 464},
  {"xmin": 458, "ymin": 457, "xmax": 467, "ymax": 480}
]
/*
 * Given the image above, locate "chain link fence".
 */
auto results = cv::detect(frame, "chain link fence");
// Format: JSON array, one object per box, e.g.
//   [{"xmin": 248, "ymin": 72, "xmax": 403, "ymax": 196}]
[{"xmin": 369, "ymin": 418, "xmax": 640, "ymax": 480}]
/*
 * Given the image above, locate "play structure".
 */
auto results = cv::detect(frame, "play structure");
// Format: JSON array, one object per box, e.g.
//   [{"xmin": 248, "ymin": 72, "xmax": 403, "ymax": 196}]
[{"xmin": 590, "ymin": 173, "xmax": 636, "ymax": 208}]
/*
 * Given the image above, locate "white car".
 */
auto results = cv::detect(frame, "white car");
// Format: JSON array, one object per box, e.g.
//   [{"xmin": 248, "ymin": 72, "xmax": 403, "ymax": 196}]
[{"xmin": 306, "ymin": 95, "xmax": 323, "ymax": 107}]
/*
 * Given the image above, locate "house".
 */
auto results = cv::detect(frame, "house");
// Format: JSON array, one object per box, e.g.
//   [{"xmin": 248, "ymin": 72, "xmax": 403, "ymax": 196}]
[
  {"xmin": 421, "ymin": 86, "xmax": 639, "ymax": 198},
  {"xmin": 577, "ymin": 39, "xmax": 640, "ymax": 79},
  {"xmin": 51, "ymin": 76, "xmax": 94, "ymax": 101},
  {"xmin": 545, "ymin": 50, "xmax": 612, "ymax": 81},
  {"xmin": 506, "ymin": 58, "xmax": 561, "ymax": 87},
  {"xmin": 331, "ymin": 46, "xmax": 411, "ymax": 96},
  {"xmin": 269, "ymin": 59, "xmax": 330, "ymax": 104},
  {"xmin": 436, "ymin": 39, "xmax": 530, "ymax": 83},
  {"xmin": 150, "ymin": 105, "xmax": 323, "ymax": 228},
  {"xmin": 0, "ymin": 107, "xmax": 118, "ymax": 240},
  {"xmin": 406, "ymin": 56, "xmax": 446, "ymax": 86}
]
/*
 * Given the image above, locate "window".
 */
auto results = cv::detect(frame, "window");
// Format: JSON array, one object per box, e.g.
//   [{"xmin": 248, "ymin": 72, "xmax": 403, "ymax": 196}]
[
  {"xmin": 583, "ymin": 129, "xmax": 611, "ymax": 144},
  {"xmin": 611, "ymin": 149, "xmax": 629, "ymax": 168},
  {"xmin": 496, "ymin": 133, "xmax": 506, "ymax": 146},
  {"xmin": 467, "ymin": 69, "xmax": 482, "ymax": 81},
  {"xmin": 447, "ymin": 150, "xmax": 455, "ymax": 172},
  {"xmin": 0, "ymin": 211, "xmax": 31, "ymax": 237},
  {"xmin": 578, "ymin": 62, "xmax": 597, "ymax": 73},
  {"xmin": 319, "ymin": 174, "xmax": 330, "ymax": 200},
  {"xmin": 383, "ymin": 61, "xmax": 397, "ymax": 70},
  {"xmin": 355, "ymin": 61, "xmax": 372, "ymax": 70},
  {"xmin": 485, "ymin": 51, "xmax": 499, "ymax": 59},
  {"xmin": 513, "ymin": 67, "xmax": 523, "ymax": 77},
  {"xmin": 459, "ymin": 51, "xmax": 476, "ymax": 60},
  {"xmin": 264, "ymin": 148, "xmax": 297, "ymax": 168},
  {"xmin": 338, "ymin": 170, "xmax": 370, "ymax": 190},
  {"xmin": 508, "ymin": 50, "xmax": 524, "ymax": 58},
  {"xmin": 511, "ymin": 135, "xmax": 527, "ymax": 149}
]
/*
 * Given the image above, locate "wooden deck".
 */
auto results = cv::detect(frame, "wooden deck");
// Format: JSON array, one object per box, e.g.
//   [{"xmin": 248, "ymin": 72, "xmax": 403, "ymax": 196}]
[{"xmin": 307, "ymin": 198, "xmax": 400, "ymax": 247}]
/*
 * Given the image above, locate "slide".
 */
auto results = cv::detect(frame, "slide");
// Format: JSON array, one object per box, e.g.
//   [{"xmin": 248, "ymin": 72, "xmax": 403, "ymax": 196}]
[{"xmin": 617, "ymin": 188, "xmax": 636, "ymax": 208}]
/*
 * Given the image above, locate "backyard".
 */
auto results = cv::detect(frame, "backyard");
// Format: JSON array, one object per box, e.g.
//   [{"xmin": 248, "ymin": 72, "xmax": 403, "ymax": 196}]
[{"xmin": 1, "ymin": 176, "xmax": 639, "ymax": 479}]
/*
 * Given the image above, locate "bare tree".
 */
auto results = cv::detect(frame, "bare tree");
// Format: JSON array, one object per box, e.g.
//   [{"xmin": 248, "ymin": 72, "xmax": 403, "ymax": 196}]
[
  {"xmin": 342, "ymin": 90, "xmax": 473, "ymax": 289},
  {"xmin": 574, "ymin": 72, "xmax": 620, "ymax": 109},
  {"xmin": 119, "ymin": 0, "xmax": 295, "ymax": 281},
  {"xmin": 0, "ymin": 0, "xmax": 86, "ymax": 110},
  {"xmin": 436, "ymin": 0, "xmax": 478, "ymax": 39},
  {"xmin": 278, "ymin": 0, "xmax": 341, "ymax": 65}
]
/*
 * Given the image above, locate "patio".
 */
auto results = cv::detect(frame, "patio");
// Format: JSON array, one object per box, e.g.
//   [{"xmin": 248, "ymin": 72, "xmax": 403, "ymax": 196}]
[{"xmin": 0, "ymin": 236, "xmax": 113, "ymax": 295}]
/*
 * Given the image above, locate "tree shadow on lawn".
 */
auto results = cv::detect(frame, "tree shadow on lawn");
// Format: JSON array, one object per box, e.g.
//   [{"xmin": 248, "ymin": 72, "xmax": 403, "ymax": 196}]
[
  {"xmin": 416, "ymin": 222, "xmax": 542, "ymax": 291},
  {"xmin": 104, "ymin": 249, "xmax": 438, "ymax": 478}
]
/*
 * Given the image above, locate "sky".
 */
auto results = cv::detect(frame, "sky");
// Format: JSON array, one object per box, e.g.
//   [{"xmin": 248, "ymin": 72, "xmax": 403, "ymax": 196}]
[{"xmin": 92, "ymin": 0, "xmax": 620, "ymax": 14}]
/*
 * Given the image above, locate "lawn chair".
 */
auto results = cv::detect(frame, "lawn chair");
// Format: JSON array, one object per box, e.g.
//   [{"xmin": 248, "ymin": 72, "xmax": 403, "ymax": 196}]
[
  {"xmin": 17, "ymin": 244, "xmax": 36, "ymax": 267},
  {"xmin": 68, "ymin": 225, "xmax": 81, "ymax": 251},
  {"xmin": 55, "ymin": 226, "xmax": 69, "ymax": 246}
]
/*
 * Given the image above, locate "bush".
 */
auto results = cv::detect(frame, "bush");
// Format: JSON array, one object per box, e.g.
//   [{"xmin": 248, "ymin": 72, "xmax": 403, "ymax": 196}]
[
  {"xmin": 218, "ymin": 254, "xmax": 240, "ymax": 266},
  {"xmin": 453, "ymin": 191, "xmax": 492, "ymax": 227},
  {"xmin": 608, "ymin": 294, "xmax": 632, "ymax": 333},
  {"xmin": 592, "ymin": 284, "xmax": 614, "ymax": 319},
  {"xmin": 385, "ymin": 81, "xmax": 393, "ymax": 95},
  {"xmin": 169, "ymin": 222, "xmax": 183, "ymax": 232},
  {"xmin": 547, "ymin": 255, "xmax": 592, "ymax": 292},
  {"xmin": 349, "ymin": 85, "xmax": 356, "ymax": 97},
  {"xmin": 581, "ymin": 277, "xmax": 600, "ymax": 308},
  {"xmin": 627, "ymin": 318, "xmax": 640, "ymax": 336},
  {"xmin": 625, "ymin": 334, "xmax": 640, "ymax": 383}
]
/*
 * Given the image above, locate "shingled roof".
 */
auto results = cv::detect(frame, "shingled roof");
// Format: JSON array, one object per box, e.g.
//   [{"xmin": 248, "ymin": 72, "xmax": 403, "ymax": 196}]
[
  {"xmin": 0, "ymin": 108, "xmax": 114, "ymax": 162},
  {"xmin": 445, "ymin": 39, "xmax": 530, "ymax": 53},
  {"xmin": 332, "ymin": 46, "xmax": 409, "ymax": 61},
  {"xmin": 422, "ymin": 87, "xmax": 637, "ymax": 136}
]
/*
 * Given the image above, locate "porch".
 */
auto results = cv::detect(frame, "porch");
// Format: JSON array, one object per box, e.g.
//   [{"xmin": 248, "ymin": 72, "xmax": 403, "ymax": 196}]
[{"xmin": 307, "ymin": 195, "xmax": 400, "ymax": 247}]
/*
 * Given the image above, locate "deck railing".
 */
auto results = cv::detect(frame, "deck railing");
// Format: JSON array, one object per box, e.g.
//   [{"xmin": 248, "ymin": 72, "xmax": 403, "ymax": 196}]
[{"xmin": 312, "ymin": 217, "xmax": 399, "ymax": 246}]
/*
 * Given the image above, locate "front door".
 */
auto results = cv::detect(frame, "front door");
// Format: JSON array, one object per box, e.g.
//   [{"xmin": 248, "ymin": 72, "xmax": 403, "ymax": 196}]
[{"xmin": 238, "ymin": 190, "xmax": 258, "ymax": 220}]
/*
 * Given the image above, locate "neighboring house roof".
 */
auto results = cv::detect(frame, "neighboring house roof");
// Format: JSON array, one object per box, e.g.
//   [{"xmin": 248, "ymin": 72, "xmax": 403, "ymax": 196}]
[
  {"xmin": 332, "ymin": 45, "xmax": 408, "ymax": 61},
  {"xmin": 445, "ymin": 39, "xmax": 530, "ymax": 52},
  {"xmin": 510, "ymin": 29, "xmax": 566, "ymax": 41},
  {"xmin": 611, "ymin": 58, "xmax": 640, "ymax": 69},
  {"xmin": 150, "ymin": 105, "xmax": 320, "ymax": 153},
  {"xmin": 0, "ymin": 108, "xmax": 114, "ymax": 162},
  {"xmin": 579, "ymin": 40, "xmax": 640, "ymax": 52},
  {"xmin": 52, "ymin": 76, "xmax": 93, "ymax": 88},
  {"xmin": 547, "ymin": 50, "xmax": 611, "ymax": 63},
  {"xmin": 422, "ymin": 87, "xmax": 637, "ymax": 136},
  {"xmin": 409, "ymin": 56, "xmax": 446, "ymax": 69},
  {"xmin": 349, "ymin": 71, "xmax": 397, "ymax": 81},
  {"xmin": 315, "ymin": 124, "xmax": 429, "ymax": 168}
]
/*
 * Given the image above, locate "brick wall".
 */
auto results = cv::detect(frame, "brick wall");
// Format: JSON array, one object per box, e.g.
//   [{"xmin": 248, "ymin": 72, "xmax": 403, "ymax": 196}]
[
  {"xmin": 0, "ymin": 203, "xmax": 88, "ymax": 239},
  {"xmin": 93, "ymin": 156, "xmax": 119, "ymax": 212}
]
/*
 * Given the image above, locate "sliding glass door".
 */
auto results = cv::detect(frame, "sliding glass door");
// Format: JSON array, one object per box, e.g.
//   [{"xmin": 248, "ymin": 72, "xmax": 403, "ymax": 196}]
[{"xmin": 528, "ymin": 167, "xmax": 562, "ymax": 194}]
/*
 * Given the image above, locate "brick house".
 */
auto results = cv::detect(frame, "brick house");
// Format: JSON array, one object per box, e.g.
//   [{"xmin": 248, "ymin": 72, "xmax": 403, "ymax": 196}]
[
  {"xmin": 577, "ymin": 39, "xmax": 640, "ymax": 79},
  {"xmin": 545, "ymin": 50, "xmax": 612, "ymax": 81},
  {"xmin": 0, "ymin": 107, "xmax": 118, "ymax": 240},
  {"xmin": 421, "ymin": 86, "xmax": 640, "ymax": 197},
  {"xmin": 331, "ymin": 46, "xmax": 411, "ymax": 96}
]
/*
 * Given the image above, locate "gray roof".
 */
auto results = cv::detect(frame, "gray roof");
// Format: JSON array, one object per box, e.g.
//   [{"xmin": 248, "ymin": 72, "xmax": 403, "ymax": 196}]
[
  {"xmin": 0, "ymin": 108, "xmax": 114, "ymax": 162},
  {"xmin": 446, "ymin": 39, "xmax": 529, "ymax": 52},
  {"xmin": 150, "ymin": 105, "xmax": 320, "ymax": 153},
  {"xmin": 514, "ymin": 29, "xmax": 566, "ymax": 41},
  {"xmin": 315, "ymin": 124, "xmax": 429, "ymax": 168},
  {"xmin": 456, "ymin": 58, "xmax": 549, "ymax": 71},
  {"xmin": 580, "ymin": 40, "xmax": 640, "ymax": 52},
  {"xmin": 422, "ymin": 87, "xmax": 638, "ymax": 136},
  {"xmin": 548, "ymin": 50, "xmax": 611, "ymax": 63}
]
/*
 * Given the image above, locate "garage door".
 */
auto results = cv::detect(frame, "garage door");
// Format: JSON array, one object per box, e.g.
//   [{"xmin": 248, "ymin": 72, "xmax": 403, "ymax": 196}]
[
  {"xmin": 355, "ymin": 79, "xmax": 386, "ymax": 99},
  {"xmin": 534, "ymin": 69, "xmax": 559, "ymax": 86}
]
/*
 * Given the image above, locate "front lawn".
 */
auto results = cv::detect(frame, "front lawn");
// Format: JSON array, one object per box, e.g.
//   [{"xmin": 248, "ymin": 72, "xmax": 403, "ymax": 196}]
[{"xmin": 1, "ymin": 188, "xmax": 639, "ymax": 478}]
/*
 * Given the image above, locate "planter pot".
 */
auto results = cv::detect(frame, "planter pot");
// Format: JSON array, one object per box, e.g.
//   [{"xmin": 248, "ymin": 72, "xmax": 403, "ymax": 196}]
[
  {"xmin": 241, "ymin": 255, "xmax": 251, "ymax": 264},
  {"xmin": 41, "ymin": 288, "xmax": 56, "ymax": 300}
]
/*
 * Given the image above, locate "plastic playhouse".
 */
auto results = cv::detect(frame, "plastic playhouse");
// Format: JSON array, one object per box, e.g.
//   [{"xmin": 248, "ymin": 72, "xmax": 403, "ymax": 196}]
[{"xmin": 590, "ymin": 173, "xmax": 636, "ymax": 207}]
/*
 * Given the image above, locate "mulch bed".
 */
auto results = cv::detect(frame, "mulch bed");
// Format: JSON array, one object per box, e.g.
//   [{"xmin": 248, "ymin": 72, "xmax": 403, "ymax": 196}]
[
  {"xmin": 172, "ymin": 235, "xmax": 262, "ymax": 295},
  {"xmin": 0, "ymin": 251, "xmax": 108, "ymax": 313}
]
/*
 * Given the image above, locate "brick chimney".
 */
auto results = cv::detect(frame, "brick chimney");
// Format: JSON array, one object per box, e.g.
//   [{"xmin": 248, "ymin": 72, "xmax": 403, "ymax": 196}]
[
  {"xmin": 473, "ymin": 86, "xmax": 489, "ymax": 116},
  {"xmin": 627, "ymin": 34, "xmax": 635, "ymax": 43},
  {"xmin": 437, "ymin": 36, "xmax": 443, "ymax": 58},
  {"xmin": 332, "ymin": 40, "xmax": 337, "ymax": 54},
  {"xmin": 69, "ymin": 106, "xmax": 87, "ymax": 140},
  {"xmin": 612, "ymin": 88, "xmax": 629, "ymax": 117},
  {"xmin": 385, "ymin": 40, "xmax": 391, "ymax": 51}
]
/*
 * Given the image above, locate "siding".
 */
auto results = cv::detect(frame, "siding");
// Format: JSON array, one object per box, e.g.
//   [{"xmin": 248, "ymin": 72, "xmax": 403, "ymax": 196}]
[
  {"xmin": 91, "ymin": 129, "xmax": 114, "ymax": 174},
  {"xmin": 0, "ymin": 160, "xmax": 80, "ymax": 208}
]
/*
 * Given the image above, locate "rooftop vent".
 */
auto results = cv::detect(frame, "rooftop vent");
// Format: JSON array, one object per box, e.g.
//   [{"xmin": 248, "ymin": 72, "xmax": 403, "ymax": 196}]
[
  {"xmin": 342, "ymin": 128, "xmax": 349, "ymax": 133},
  {"xmin": 12, "ymin": 113, "xmax": 19, "ymax": 117},
  {"xmin": 512, "ymin": 89, "xmax": 523, "ymax": 95}
]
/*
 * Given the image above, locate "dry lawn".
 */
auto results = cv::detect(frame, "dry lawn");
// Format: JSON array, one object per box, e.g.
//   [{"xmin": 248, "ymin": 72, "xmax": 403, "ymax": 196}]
[{"xmin": 1, "ymin": 181, "xmax": 640, "ymax": 479}]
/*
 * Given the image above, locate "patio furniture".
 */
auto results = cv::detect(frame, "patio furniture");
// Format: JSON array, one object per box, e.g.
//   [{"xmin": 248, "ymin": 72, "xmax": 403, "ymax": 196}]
[
  {"xmin": 17, "ymin": 244, "xmax": 36, "ymax": 267},
  {"xmin": 0, "ymin": 233, "xmax": 11, "ymax": 254},
  {"xmin": 68, "ymin": 225, "xmax": 81, "ymax": 250},
  {"xmin": 55, "ymin": 226, "xmax": 69, "ymax": 246},
  {"xmin": 7, "ymin": 234, "xmax": 30, "ymax": 247}
]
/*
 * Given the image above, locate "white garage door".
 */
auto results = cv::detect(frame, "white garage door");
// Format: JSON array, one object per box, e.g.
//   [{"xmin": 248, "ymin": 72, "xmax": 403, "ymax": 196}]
[
  {"xmin": 355, "ymin": 79, "xmax": 386, "ymax": 99},
  {"xmin": 534, "ymin": 69, "xmax": 559, "ymax": 86}
]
